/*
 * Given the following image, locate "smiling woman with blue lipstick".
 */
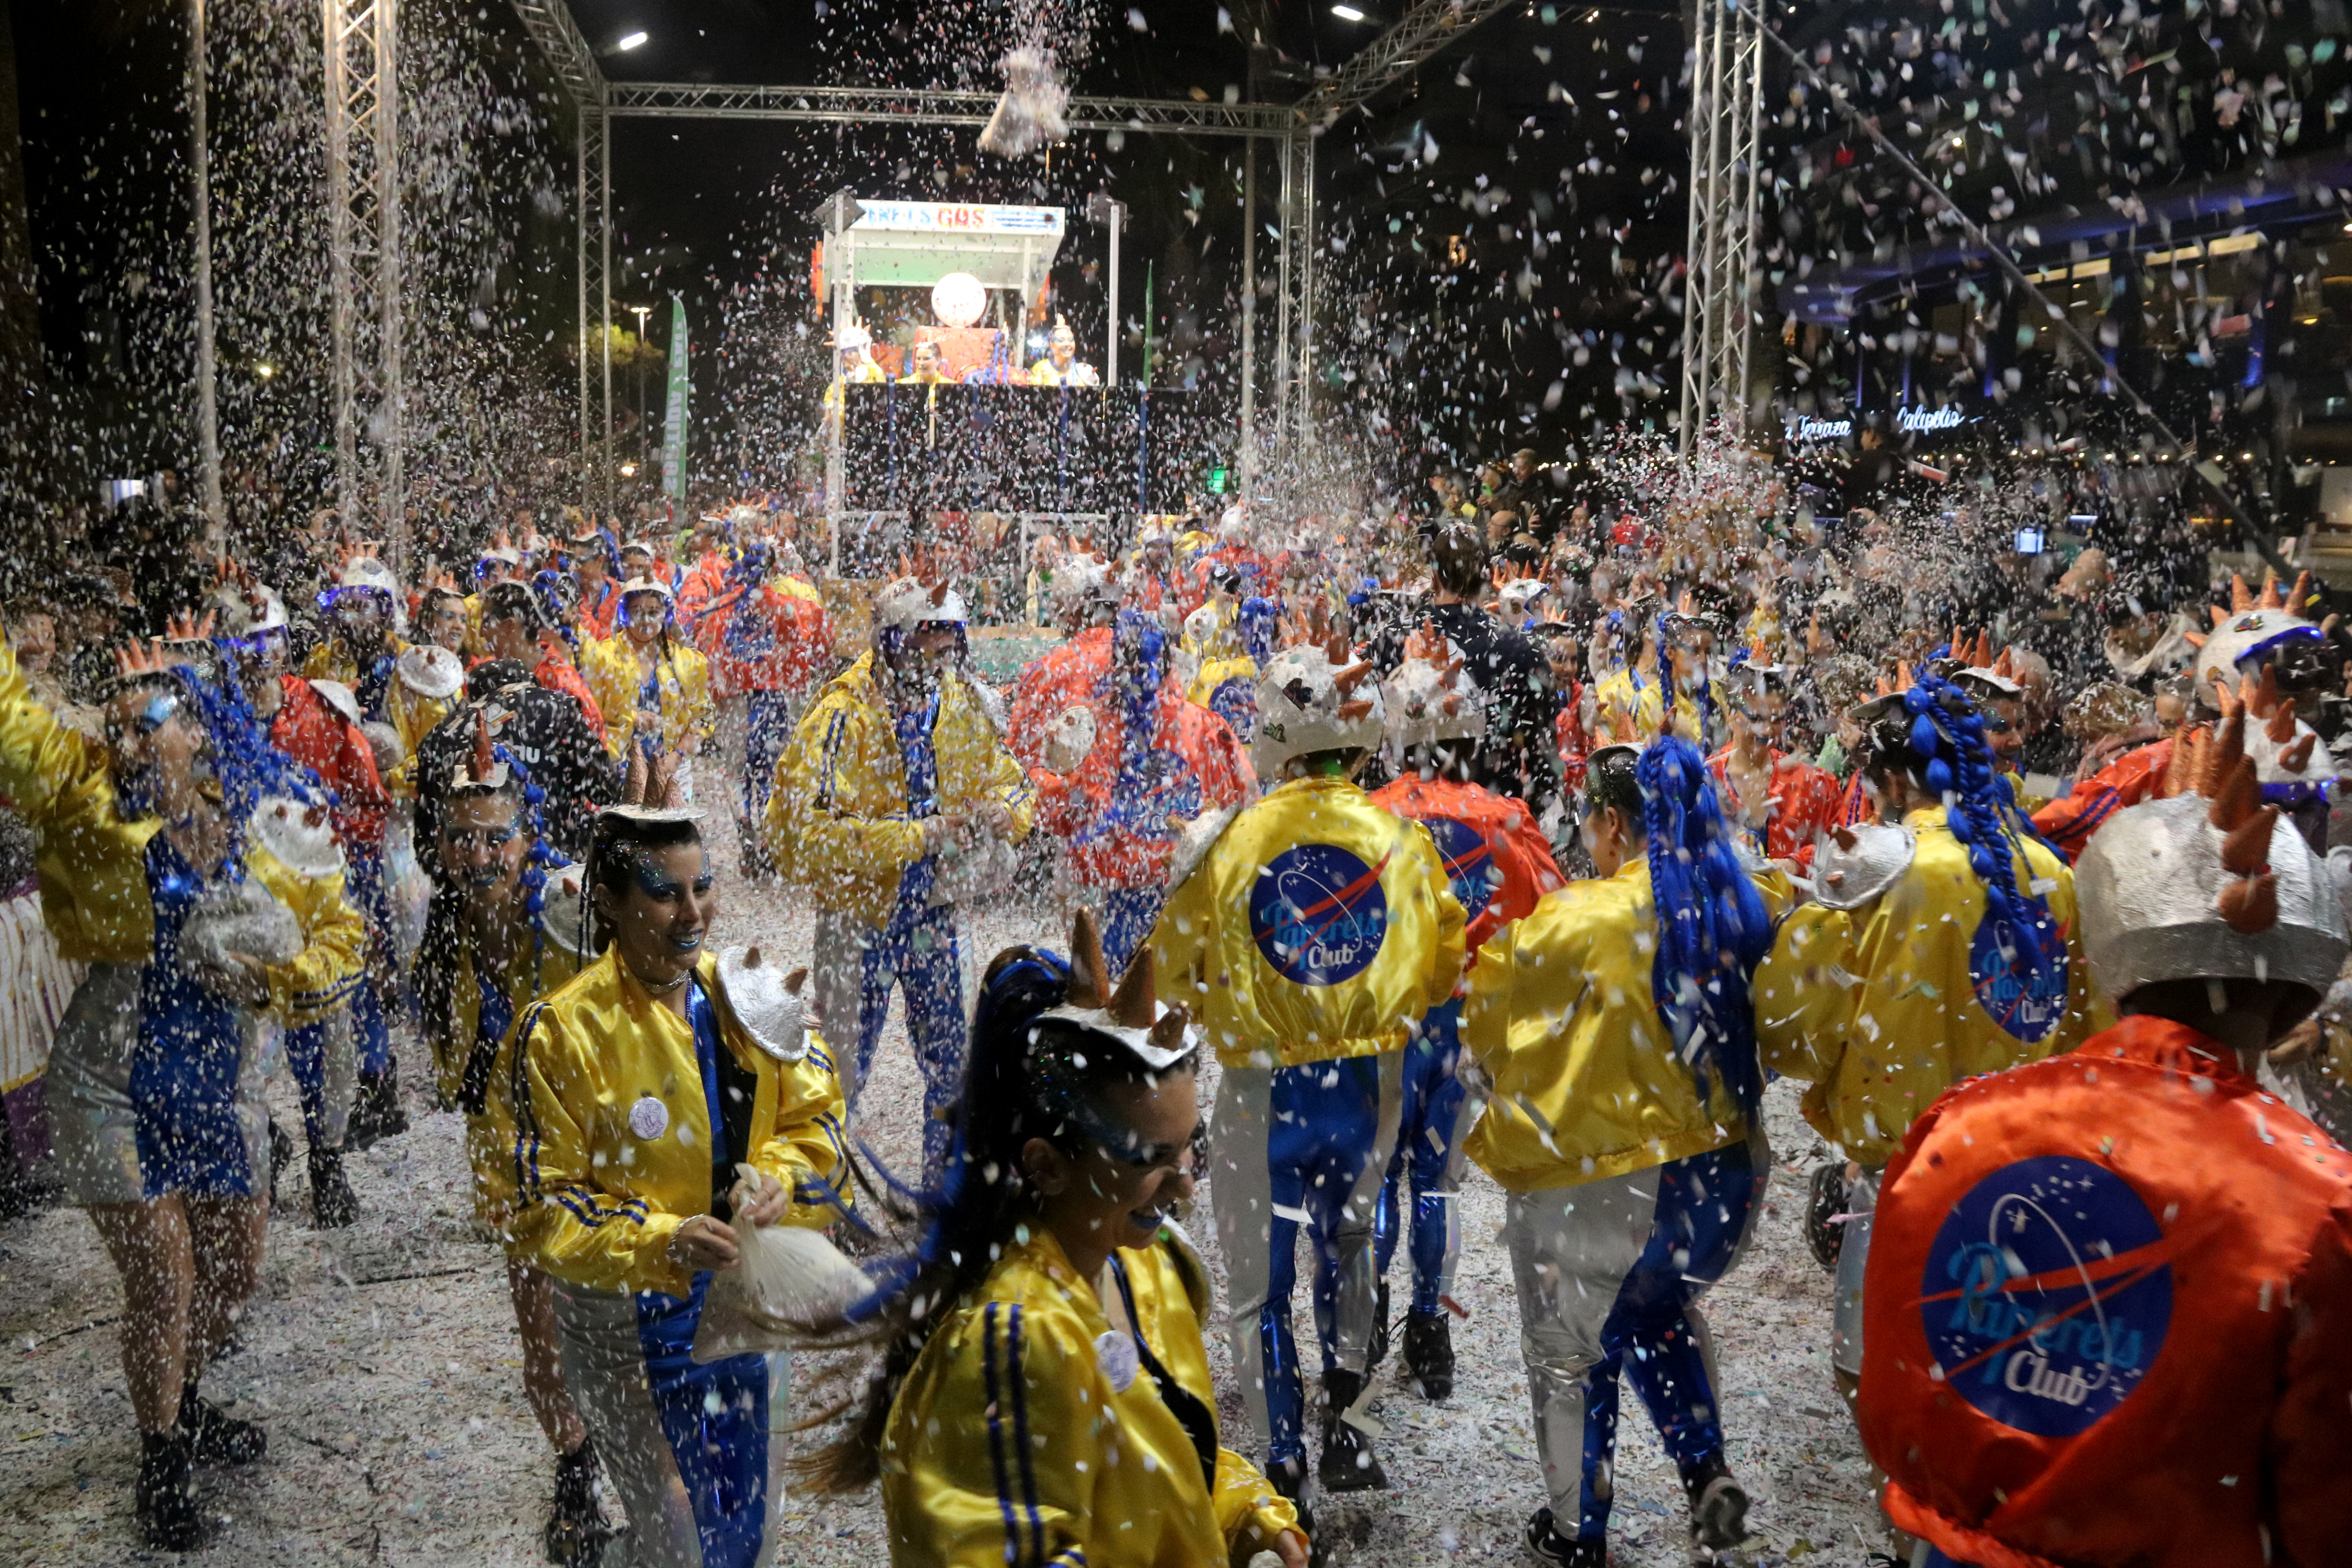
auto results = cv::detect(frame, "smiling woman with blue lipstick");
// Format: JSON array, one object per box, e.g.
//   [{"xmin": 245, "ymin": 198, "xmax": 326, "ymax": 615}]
[{"xmin": 510, "ymin": 804, "xmax": 852, "ymax": 1568}]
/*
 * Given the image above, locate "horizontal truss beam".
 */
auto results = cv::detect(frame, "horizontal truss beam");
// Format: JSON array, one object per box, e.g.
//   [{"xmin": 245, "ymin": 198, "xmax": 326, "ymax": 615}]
[{"xmin": 603, "ymin": 81, "xmax": 1293, "ymax": 137}]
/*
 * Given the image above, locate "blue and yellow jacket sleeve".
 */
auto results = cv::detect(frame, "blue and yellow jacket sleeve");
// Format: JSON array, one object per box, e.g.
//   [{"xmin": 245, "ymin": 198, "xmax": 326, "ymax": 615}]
[
  {"xmin": 249, "ymin": 847, "xmax": 367, "ymax": 1026},
  {"xmin": 513, "ymin": 949, "xmax": 851, "ymax": 1297},
  {"xmin": 1153, "ymin": 776, "xmax": 1464, "ymax": 1069},
  {"xmin": 1751, "ymin": 805, "xmax": 2108, "ymax": 1166},
  {"xmin": 0, "ymin": 631, "xmax": 162, "ymax": 965},
  {"xmin": 880, "ymin": 1229, "xmax": 1298, "ymax": 1568},
  {"xmin": 459, "ymin": 928, "xmax": 592, "ymax": 1235}
]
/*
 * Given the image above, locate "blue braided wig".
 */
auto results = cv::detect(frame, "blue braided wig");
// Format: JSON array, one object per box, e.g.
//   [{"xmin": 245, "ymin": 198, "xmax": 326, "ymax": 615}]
[
  {"xmin": 165, "ymin": 659, "xmax": 335, "ymax": 880},
  {"xmin": 1238, "ymin": 595, "xmax": 1280, "ymax": 665},
  {"xmin": 1637, "ymin": 734, "xmax": 1773, "ymax": 1117},
  {"xmin": 1899, "ymin": 665, "xmax": 2061, "ymax": 987}
]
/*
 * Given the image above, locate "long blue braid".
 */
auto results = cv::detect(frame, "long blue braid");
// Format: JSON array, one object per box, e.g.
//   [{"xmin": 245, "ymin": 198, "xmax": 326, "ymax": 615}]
[
  {"xmin": 1901, "ymin": 665, "xmax": 2060, "ymax": 988},
  {"xmin": 179, "ymin": 657, "xmax": 335, "ymax": 881},
  {"xmin": 1637, "ymin": 734, "xmax": 1773, "ymax": 1118}
]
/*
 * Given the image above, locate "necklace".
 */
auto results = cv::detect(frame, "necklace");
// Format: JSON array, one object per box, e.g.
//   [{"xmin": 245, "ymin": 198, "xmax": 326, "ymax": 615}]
[{"xmin": 629, "ymin": 964, "xmax": 692, "ymax": 995}]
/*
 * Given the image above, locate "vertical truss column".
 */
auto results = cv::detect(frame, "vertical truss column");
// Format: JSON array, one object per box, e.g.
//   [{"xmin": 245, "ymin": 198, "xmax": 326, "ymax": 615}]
[
  {"xmin": 1280, "ymin": 130, "xmax": 1316, "ymax": 458},
  {"xmin": 1679, "ymin": 0, "xmax": 1763, "ymax": 460},
  {"xmin": 577, "ymin": 102, "xmax": 611, "ymax": 519},
  {"xmin": 322, "ymin": 0, "xmax": 405, "ymax": 563}
]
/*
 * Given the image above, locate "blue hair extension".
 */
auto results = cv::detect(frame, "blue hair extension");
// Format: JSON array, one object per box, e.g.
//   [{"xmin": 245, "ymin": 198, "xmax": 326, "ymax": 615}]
[
  {"xmin": 178, "ymin": 657, "xmax": 332, "ymax": 878},
  {"xmin": 1238, "ymin": 595, "xmax": 1279, "ymax": 665},
  {"xmin": 1898, "ymin": 667, "xmax": 2060, "ymax": 987},
  {"xmin": 1637, "ymin": 734, "xmax": 1773, "ymax": 1118}
]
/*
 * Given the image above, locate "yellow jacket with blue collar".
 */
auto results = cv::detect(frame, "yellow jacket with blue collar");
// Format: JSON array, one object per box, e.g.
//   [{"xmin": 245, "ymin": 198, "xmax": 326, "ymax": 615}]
[
  {"xmin": 1592, "ymin": 666, "xmax": 1729, "ymax": 748},
  {"xmin": 764, "ymin": 652, "xmax": 1036, "ymax": 930},
  {"xmin": 1752, "ymin": 804, "xmax": 2108, "ymax": 1167},
  {"xmin": 580, "ymin": 633, "xmax": 715, "ymax": 764},
  {"xmin": 1152, "ymin": 774, "xmax": 1466, "ymax": 1070},
  {"xmin": 300, "ymin": 634, "xmax": 408, "ymax": 693},
  {"xmin": 881, "ymin": 1224, "xmax": 1299, "ymax": 1568},
  {"xmin": 511, "ymin": 946, "xmax": 851, "ymax": 1298},
  {"xmin": 1462, "ymin": 858, "xmax": 1791, "ymax": 1191},
  {"xmin": 0, "ymin": 639, "xmax": 365, "ymax": 1017}
]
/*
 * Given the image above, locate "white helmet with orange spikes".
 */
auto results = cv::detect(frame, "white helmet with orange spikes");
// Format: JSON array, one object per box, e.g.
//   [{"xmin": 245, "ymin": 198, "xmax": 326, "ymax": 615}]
[
  {"xmin": 1251, "ymin": 626, "xmax": 1384, "ymax": 776},
  {"xmin": 2212, "ymin": 661, "xmax": 2325, "ymax": 784},
  {"xmin": 2076, "ymin": 707, "xmax": 2347, "ymax": 1006},
  {"xmin": 1381, "ymin": 619, "xmax": 1486, "ymax": 749},
  {"xmin": 2186, "ymin": 568, "xmax": 2325, "ymax": 701}
]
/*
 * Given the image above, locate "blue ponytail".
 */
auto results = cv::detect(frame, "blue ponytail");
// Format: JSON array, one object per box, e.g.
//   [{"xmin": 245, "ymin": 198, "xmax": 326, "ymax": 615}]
[{"xmin": 1637, "ymin": 734, "xmax": 1772, "ymax": 1118}]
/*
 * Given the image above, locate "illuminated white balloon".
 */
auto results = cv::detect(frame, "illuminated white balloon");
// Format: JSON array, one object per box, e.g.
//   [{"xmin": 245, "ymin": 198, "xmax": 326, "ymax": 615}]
[{"xmin": 932, "ymin": 271, "xmax": 987, "ymax": 329}]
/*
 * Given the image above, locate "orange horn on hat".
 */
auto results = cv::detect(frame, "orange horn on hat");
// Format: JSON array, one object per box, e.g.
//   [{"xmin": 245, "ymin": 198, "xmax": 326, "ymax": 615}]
[
  {"xmin": 2201, "ymin": 709, "xmax": 2247, "ymax": 796},
  {"xmin": 1107, "ymin": 945, "xmax": 1157, "ymax": 1031},
  {"xmin": 2231, "ymin": 574, "xmax": 2255, "ymax": 613},
  {"xmin": 473, "ymin": 709, "xmax": 497, "ymax": 786},
  {"xmin": 1065, "ymin": 908, "xmax": 1112, "ymax": 1010},
  {"xmin": 2257, "ymin": 569, "xmax": 2284, "ymax": 611}
]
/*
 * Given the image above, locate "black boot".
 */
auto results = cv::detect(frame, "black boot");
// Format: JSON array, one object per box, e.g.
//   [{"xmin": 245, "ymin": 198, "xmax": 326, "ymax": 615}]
[
  {"xmin": 309, "ymin": 1147, "xmax": 358, "ymax": 1228},
  {"xmin": 348, "ymin": 1065, "xmax": 409, "ymax": 1151},
  {"xmin": 135, "ymin": 1428, "xmax": 205, "ymax": 1551},
  {"xmin": 179, "ymin": 1384, "xmax": 266, "ymax": 1466},
  {"xmin": 1265, "ymin": 1455, "xmax": 1317, "ymax": 1566},
  {"xmin": 1402, "ymin": 1308, "xmax": 1456, "ymax": 1401},
  {"xmin": 1524, "ymin": 1506, "xmax": 1608, "ymax": 1567},
  {"xmin": 1316, "ymin": 1370, "xmax": 1388, "ymax": 1493},
  {"xmin": 1805, "ymin": 1161, "xmax": 1849, "ymax": 1271},
  {"xmin": 1679, "ymin": 1453, "xmax": 1750, "ymax": 1559},
  {"xmin": 267, "ymin": 1119, "xmax": 296, "ymax": 1205},
  {"xmin": 544, "ymin": 1437, "xmax": 614, "ymax": 1565}
]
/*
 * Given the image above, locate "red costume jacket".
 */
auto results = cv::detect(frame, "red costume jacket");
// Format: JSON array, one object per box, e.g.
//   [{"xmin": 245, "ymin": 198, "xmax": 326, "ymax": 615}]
[
  {"xmin": 1006, "ymin": 625, "xmax": 1114, "ymax": 772},
  {"xmin": 1706, "ymin": 744, "xmax": 1845, "ymax": 869},
  {"xmin": 533, "ymin": 654, "xmax": 609, "ymax": 750},
  {"xmin": 1030, "ymin": 682, "xmax": 1253, "ymax": 892},
  {"xmin": 1859, "ymin": 1014, "xmax": 2352, "ymax": 1568},
  {"xmin": 1553, "ymin": 685, "xmax": 1588, "ymax": 794},
  {"xmin": 2029, "ymin": 733, "xmax": 2187, "ymax": 864},
  {"xmin": 271, "ymin": 675, "xmax": 388, "ymax": 853},
  {"xmin": 680, "ymin": 575, "xmax": 831, "ymax": 701},
  {"xmin": 1368, "ymin": 774, "xmax": 1562, "ymax": 958}
]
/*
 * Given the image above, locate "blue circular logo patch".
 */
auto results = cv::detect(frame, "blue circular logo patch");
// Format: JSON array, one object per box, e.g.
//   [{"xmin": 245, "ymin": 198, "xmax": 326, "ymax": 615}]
[
  {"xmin": 1969, "ymin": 907, "xmax": 2069, "ymax": 1043},
  {"xmin": 1249, "ymin": 843, "xmax": 1391, "ymax": 986},
  {"xmin": 1423, "ymin": 816, "xmax": 1497, "ymax": 922},
  {"xmin": 1920, "ymin": 1155, "xmax": 2173, "ymax": 1439}
]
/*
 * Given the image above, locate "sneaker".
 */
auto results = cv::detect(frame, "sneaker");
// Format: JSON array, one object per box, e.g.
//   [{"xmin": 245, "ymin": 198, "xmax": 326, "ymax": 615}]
[
  {"xmin": 1805, "ymin": 1161, "xmax": 1849, "ymax": 1271},
  {"xmin": 545, "ymin": 1438, "xmax": 615, "ymax": 1565},
  {"xmin": 135, "ymin": 1429, "xmax": 206, "ymax": 1551},
  {"xmin": 1686, "ymin": 1469, "xmax": 1751, "ymax": 1560},
  {"xmin": 179, "ymin": 1387, "xmax": 266, "ymax": 1467},
  {"xmin": 309, "ymin": 1147, "xmax": 359, "ymax": 1229},
  {"xmin": 1316, "ymin": 1370, "xmax": 1389, "ymax": 1493},
  {"xmin": 1402, "ymin": 1309, "xmax": 1455, "ymax": 1401},
  {"xmin": 1525, "ymin": 1507, "xmax": 1607, "ymax": 1567}
]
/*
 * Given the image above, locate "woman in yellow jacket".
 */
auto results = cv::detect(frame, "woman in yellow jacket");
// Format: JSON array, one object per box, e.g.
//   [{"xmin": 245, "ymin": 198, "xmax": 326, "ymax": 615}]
[
  {"xmin": 0, "ymin": 621, "xmax": 364, "ymax": 1550},
  {"xmin": 1463, "ymin": 739, "xmax": 1784, "ymax": 1567},
  {"xmin": 1152, "ymin": 636, "xmax": 1464, "ymax": 1505},
  {"xmin": 513, "ymin": 805, "xmax": 849, "ymax": 1568},
  {"xmin": 581, "ymin": 578, "xmax": 717, "ymax": 799},
  {"xmin": 1752, "ymin": 667, "xmax": 2101, "ymax": 1403},
  {"xmin": 411, "ymin": 721, "xmax": 612, "ymax": 1565},
  {"xmin": 798, "ymin": 910, "xmax": 1306, "ymax": 1568}
]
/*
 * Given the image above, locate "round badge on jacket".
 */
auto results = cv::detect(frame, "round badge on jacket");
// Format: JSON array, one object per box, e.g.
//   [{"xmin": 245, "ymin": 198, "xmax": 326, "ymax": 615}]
[
  {"xmin": 628, "ymin": 1095, "xmax": 669, "ymax": 1140},
  {"xmin": 1094, "ymin": 1329, "xmax": 1141, "ymax": 1394},
  {"xmin": 1968, "ymin": 907, "xmax": 2070, "ymax": 1043},
  {"xmin": 1424, "ymin": 816, "xmax": 1498, "ymax": 922},
  {"xmin": 1919, "ymin": 1154, "xmax": 2173, "ymax": 1439},
  {"xmin": 1248, "ymin": 843, "xmax": 1392, "ymax": 987}
]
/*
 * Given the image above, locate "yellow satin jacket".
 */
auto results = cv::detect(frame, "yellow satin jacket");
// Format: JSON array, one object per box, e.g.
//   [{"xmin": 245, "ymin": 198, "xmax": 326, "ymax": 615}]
[
  {"xmin": 383, "ymin": 674, "xmax": 456, "ymax": 797},
  {"xmin": 1463, "ymin": 858, "xmax": 1789, "ymax": 1191},
  {"xmin": 580, "ymin": 633, "xmax": 716, "ymax": 764},
  {"xmin": 513, "ymin": 948, "xmax": 851, "ymax": 1298},
  {"xmin": 1592, "ymin": 667, "xmax": 1729, "ymax": 747},
  {"xmin": 1753, "ymin": 804, "xmax": 2107, "ymax": 1167},
  {"xmin": 300, "ymin": 635, "xmax": 409, "ymax": 693},
  {"xmin": 764, "ymin": 654, "xmax": 1036, "ymax": 929},
  {"xmin": 1152, "ymin": 775, "xmax": 1466, "ymax": 1070},
  {"xmin": 0, "ymin": 640, "xmax": 366, "ymax": 1014},
  {"xmin": 881, "ymin": 1226, "xmax": 1300, "ymax": 1568}
]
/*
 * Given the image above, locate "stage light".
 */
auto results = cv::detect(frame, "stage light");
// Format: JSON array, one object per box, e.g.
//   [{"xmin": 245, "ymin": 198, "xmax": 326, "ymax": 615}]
[
  {"xmin": 1332, "ymin": 3, "xmax": 1366, "ymax": 18},
  {"xmin": 618, "ymin": 461, "xmax": 639, "ymax": 477},
  {"xmin": 255, "ymin": 362, "xmax": 275, "ymax": 379},
  {"xmin": 616, "ymin": 30, "xmax": 647, "ymax": 51}
]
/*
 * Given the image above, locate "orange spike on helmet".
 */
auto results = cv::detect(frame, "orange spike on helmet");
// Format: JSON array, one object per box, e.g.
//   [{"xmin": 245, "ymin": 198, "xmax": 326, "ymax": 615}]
[
  {"xmin": 161, "ymin": 609, "xmax": 217, "ymax": 644},
  {"xmin": 2257, "ymin": 569, "xmax": 2284, "ymax": 611},
  {"xmin": 2231, "ymin": 574, "xmax": 2255, "ymax": 613},
  {"xmin": 112, "ymin": 637, "xmax": 180, "ymax": 679},
  {"xmin": 2202, "ymin": 710, "xmax": 2247, "ymax": 794},
  {"xmin": 471, "ymin": 710, "xmax": 498, "ymax": 787}
]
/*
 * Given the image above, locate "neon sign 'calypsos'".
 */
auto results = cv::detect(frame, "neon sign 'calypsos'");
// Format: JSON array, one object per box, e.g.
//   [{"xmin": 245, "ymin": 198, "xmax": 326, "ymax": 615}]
[{"xmin": 1896, "ymin": 404, "xmax": 1973, "ymax": 433}]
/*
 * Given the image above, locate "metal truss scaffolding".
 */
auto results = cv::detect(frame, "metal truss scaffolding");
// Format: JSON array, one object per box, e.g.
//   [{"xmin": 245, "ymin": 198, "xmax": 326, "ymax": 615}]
[
  {"xmin": 1679, "ymin": 0, "xmax": 1765, "ymax": 458},
  {"xmin": 503, "ymin": 0, "xmax": 1524, "ymax": 511},
  {"xmin": 322, "ymin": 0, "xmax": 405, "ymax": 564}
]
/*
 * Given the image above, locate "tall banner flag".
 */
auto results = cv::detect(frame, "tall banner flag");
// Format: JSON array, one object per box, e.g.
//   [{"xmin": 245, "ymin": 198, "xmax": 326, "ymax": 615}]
[{"xmin": 661, "ymin": 295, "xmax": 690, "ymax": 504}]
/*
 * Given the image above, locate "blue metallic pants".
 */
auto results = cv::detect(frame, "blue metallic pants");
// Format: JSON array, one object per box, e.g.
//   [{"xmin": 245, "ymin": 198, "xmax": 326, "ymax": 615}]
[
  {"xmin": 737, "ymin": 690, "xmax": 797, "ymax": 827},
  {"xmin": 553, "ymin": 1275, "xmax": 771, "ymax": 1568},
  {"xmin": 1373, "ymin": 999, "xmax": 1470, "ymax": 1317},
  {"xmin": 1097, "ymin": 884, "xmax": 1164, "ymax": 977},
  {"xmin": 1504, "ymin": 1140, "xmax": 1762, "ymax": 1542},
  {"xmin": 1211, "ymin": 1050, "xmax": 1406, "ymax": 1466},
  {"xmin": 823, "ymin": 870, "xmax": 968, "ymax": 1184},
  {"xmin": 347, "ymin": 846, "xmax": 393, "ymax": 1077}
]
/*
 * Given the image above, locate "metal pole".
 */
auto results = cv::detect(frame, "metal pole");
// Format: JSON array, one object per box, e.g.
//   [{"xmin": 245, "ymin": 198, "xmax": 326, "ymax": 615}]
[
  {"xmin": 376, "ymin": 0, "xmax": 404, "ymax": 569},
  {"xmin": 1106, "ymin": 201, "xmax": 1120, "ymax": 389},
  {"xmin": 188, "ymin": 0, "xmax": 222, "ymax": 538},
  {"xmin": 576, "ymin": 110, "xmax": 590, "ymax": 509},
  {"xmin": 826, "ymin": 228, "xmax": 849, "ymax": 576},
  {"xmin": 1239, "ymin": 139, "xmax": 1257, "ymax": 496},
  {"xmin": 323, "ymin": 0, "xmax": 358, "ymax": 531},
  {"xmin": 598, "ymin": 108, "xmax": 612, "ymax": 520}
]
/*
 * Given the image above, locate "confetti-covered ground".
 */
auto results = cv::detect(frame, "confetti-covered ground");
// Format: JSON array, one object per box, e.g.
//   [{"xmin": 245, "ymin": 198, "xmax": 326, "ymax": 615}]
[{"xmin": 0, "ymin": 873, "xmax": 1883, "ymax": 1566}]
